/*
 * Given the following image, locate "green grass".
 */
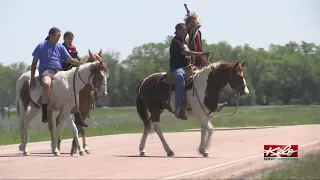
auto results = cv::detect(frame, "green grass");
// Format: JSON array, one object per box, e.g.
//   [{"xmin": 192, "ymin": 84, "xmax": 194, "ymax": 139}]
[
  {"xmin": 0, "ymin": 105, "xmax": 319, "ymax": 145},
  {"xmin": 258, "ymin": 150, "xmax": 320, "ymax": 180}
]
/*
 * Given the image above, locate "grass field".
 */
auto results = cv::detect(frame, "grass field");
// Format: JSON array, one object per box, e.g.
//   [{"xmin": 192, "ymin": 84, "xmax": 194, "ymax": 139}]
[
  {"xmin": 259, "ymin": 150, "xmax": 320, "ymax": 179},
  {"xmin": 0, "ymin": 105, "xmax": 319, "ymax": 145}
]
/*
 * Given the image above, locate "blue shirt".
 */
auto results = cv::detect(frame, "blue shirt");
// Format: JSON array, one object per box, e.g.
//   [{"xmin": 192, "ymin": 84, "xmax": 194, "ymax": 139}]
[{"xmin": 32, "ymin": 40, "xmax": 71, "ymax": 72}]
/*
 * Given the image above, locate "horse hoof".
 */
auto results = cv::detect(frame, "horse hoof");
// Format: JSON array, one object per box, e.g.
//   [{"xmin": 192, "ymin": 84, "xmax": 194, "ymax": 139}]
[
  {"xmin": 140, "ymin": 152, "xmax": 146, "ymax": 156},
  {"xmin": 70, "ymin": 150, "xmax": 74, "ymax": 156},
  {"xmin": 23, "ymin": 152, "xmax": 30, "ymax": 156},
  {"xmin": 79, "ymin": 151, "xmax": 85, "ymax": 156},
  {"xmin": 202, "ymin": 152, "xmax": 210, "ymax": 158},
  {"xmin": 167, "ymin": 151, "xmax": 175, "ymax": 157},
  {"xmin": 54, "ymin": 152, "xmax": 61, "ymax": 156},
  {"xmin": 18, "ymin": 144, "xmax": 24, "ymax": 152},
  {"xmin": 85, "ymin": 150, "xmax": 91, "ymax": 154}
]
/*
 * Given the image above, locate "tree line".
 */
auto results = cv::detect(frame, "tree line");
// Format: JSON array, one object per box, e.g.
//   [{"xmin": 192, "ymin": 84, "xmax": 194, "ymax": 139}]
[{"xmin": 1, "ymin": 35, "xmax": 320, "ymax": 108}]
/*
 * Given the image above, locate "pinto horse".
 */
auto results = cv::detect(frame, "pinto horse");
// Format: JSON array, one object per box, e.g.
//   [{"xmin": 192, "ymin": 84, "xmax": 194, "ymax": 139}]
[
  {"xmin": 16, "ymin": 50, "xmax": 108, "ymax": 156},
  {"xmin": 48, "ymin": 49, "xmax": 107, "ymax": 155},
  {"xmin": 136, "ymin": 61, "xmax": 249, "ymax": 157}
]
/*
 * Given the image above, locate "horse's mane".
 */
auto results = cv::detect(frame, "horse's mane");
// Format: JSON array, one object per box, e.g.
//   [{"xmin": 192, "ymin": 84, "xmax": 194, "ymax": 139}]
[{"xmin": 193, "ymin": 61, "xmax": 224, "ymax": 75}]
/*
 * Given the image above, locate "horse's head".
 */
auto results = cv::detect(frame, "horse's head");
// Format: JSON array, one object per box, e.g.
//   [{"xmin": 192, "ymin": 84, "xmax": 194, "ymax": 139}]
[
  {"xmin": 87, "ymin": 49, "xmax": 109, "ymax": 98},
  {"xmin": 227, "ymin": 61, "xmax": 249, "ymax": 99}
]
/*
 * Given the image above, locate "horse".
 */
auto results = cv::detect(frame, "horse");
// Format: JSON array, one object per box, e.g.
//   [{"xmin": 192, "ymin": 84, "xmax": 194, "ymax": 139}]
[
  {"xmin": 47, "ymin": 49, "xmax": 106, "ymax": 155},
  {"xmin": 16, "ymin": 49, "xmax": 108, "ymax": 156},
  {"xmin": 135, "ymin": 61, "xmax": 249, "ymax": 157}
]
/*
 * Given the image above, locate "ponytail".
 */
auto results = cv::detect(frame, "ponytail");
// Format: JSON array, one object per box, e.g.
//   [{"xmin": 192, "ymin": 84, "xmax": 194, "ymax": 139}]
[{"xmin": 45, "ymin": 36, "xmax": 49, "ymax": 40}]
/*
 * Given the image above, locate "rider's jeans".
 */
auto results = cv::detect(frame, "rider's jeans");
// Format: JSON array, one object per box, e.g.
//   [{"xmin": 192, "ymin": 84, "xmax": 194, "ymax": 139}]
[{"xmin": 171, "ymin": 68, "xmax": 185, "ymax": 109}]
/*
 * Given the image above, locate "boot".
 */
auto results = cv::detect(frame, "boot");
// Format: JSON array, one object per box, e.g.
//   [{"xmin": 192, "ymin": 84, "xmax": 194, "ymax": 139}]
[
  {"xmin": 175, "ymin": 106, "xmax": 188, "ymax": 120},
  {"xmin": 42, "ymin": 104, "xmax": 48, "ymax": 123},
  {"xmin": 74, "ymin": 111, "xmax": 89, "ymax": 127},
  {"xmin": 216, "ymin": 102, "xmax": 228, "ymax": 112}
]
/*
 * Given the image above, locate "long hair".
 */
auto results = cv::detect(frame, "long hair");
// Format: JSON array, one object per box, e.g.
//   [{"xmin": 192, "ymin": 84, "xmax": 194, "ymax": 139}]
[{"xmin": 184, "ymin": 12, "xmax": 201, "ymax": 28}]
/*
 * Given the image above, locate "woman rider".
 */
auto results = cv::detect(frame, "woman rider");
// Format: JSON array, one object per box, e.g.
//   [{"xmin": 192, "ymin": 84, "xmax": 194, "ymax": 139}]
[{"xmin": 30, "ymin": 27, "xmax": 87, "ymax": 127}]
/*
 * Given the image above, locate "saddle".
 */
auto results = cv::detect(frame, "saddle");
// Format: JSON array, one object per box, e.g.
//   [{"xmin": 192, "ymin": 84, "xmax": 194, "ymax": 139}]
[{"xmin": 160, "ymin": 64, "xmax": 197, "ymax": 90}]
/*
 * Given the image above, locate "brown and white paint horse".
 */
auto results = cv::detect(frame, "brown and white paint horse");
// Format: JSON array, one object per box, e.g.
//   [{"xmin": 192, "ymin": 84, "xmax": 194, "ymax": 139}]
[
  {"xmin": 16, "ymin": 50, "xmax": 108, "ymax": 156},
  {"xmin": 48, "ymin": 50, "xmax": 107, "ymax": 155},
  {"xmin": 136, "ymin": 61, "xmax": 249, "ymax": 157}
]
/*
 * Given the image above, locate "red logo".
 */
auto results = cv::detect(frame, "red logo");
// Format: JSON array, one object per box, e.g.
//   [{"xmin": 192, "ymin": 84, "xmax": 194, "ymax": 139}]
[{"xmin": 263, "ymin": 145, "xmax": 298, "ymax": 160}]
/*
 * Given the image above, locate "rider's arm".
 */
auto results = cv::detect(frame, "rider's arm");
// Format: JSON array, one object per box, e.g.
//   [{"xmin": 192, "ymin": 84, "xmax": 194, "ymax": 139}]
[
  {"xmin": 61, "ymin": 45, "xmax": 82, "ymax": 66},
  {"xmin": 181, "ymin": 49, "xmax": 203, "ymax": 57},
  {"xmin": 66, "ymin": 57, "xmax": 82, "ymax": 66},
  {"xmin": 173, "ymin": 39, "xmax": 204, "ymax": 57},
  {"xmin": 31, "ymin": 44, "xmax": 41, "ymax": 79}
]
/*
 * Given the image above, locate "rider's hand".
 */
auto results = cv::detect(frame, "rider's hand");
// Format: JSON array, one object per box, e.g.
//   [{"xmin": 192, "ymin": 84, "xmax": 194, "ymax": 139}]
[
  {"xmin": 202, "ymin": 51, "xmax": 212, "ymax": 57},
  {"xmin": 30, "ymin": 78, "xmax": 36, "ymax": 89}
]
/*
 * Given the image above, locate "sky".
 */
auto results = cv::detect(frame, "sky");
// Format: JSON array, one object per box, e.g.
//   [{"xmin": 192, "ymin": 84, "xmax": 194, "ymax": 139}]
[{"xmin": 0, "ymin": 0, "xmax": 319, "ymax": 66}]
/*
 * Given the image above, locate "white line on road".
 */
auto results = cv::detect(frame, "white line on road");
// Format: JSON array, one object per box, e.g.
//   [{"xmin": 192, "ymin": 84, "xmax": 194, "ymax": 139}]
[{"xmin": 160, "ymin": 140, "xmax": 320, "ymax": 180}]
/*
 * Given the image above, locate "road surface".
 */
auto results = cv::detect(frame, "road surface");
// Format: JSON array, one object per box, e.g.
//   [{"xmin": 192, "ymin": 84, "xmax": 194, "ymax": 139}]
[{"xmin": 0, "ymin": 125, "xmax": 319, "ymax": 179}]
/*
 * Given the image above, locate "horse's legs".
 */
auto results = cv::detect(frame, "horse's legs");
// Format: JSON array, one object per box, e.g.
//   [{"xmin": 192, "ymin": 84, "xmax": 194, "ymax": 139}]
[
  {"xmin": 199, "ymin": 123, "xmax": 207, "ymax": 156},
  {"xmin": 153, "ymin": 121, "xmax": 174, "ymax": 157},
  {"xmin": 78, "ymin": 126, "xmax": 90, "ymax": 153},
  {"xmin": 204, "ymin": 121, "xmax": 214, "ymax": 154},
  {"xmin": 20, "ymin": 103, "xmax": 39, "ymax": 156},
  {"xmin": 52, "ymin": 109, "xmax": 68, "ymax": 156},
  {"xmin": 65, "ymin": 111, "xmax": 85, "ymax": 156},
  {"xmin": 139, "ymin": 126, "xmax": 149, "ymax": 156},
  {"xmin": 56, "ymin": 117, "xmax": 62, "ymax": 151},
  {"xmin": 71, "ymin": 125, "xmax": 88, "ymax": 154},
  {"xmin": 18, "ymin": 101, "xmax": 27, "ymax": 154},
  {"xmin": 198, "ymin": 120, "xmax": 214, "ymax": 157},
  {"xmin": 47, "ymin": 110, "xmax": 55, "ymax": 153},
  {"xmin": 150, "ymin": 109, "xmax": 174, "ymax": 157}
]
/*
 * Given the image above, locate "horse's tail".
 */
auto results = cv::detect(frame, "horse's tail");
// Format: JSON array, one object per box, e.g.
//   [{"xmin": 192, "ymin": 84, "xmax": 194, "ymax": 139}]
[
  {"xmin": 15, "ymin": 76, "xmax": 28, "ymax": 120},
  {"xmin": 136, "ymin": 79, "xmax": 151, "ymax": 132},
  {"xmin": 16, "ymin": 98, "xmax": 20, "ymax": 116}
]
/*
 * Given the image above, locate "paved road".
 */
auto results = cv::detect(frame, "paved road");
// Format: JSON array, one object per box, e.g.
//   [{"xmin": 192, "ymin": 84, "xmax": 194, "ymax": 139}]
[{"xmin": 0, "ymin": 125, "xmax": 319, "ymax": 179}]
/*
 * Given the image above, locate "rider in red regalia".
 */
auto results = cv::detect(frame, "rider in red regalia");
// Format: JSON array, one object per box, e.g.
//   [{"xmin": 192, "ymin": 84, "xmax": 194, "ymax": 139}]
[
  {"xmin": 184, "ymin": 6, "xmax": 208, "ymax": 69},
  {"xmin": 183, "ymin": 4, "xmax": 227, "ymax": 112}
]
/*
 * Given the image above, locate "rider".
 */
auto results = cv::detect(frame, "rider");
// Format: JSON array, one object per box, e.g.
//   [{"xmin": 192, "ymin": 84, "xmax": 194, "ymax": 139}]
[
  {"xmin": 61, "ymin": 31, "xmax": 89, "ymax": 127},
  {"xmin": 169, "ymin": 23, "xmax": 210, "ymax": 120},
  {"xmin": 30, "ymin": 27, "xmax": 83, "ymax": 125},
  {"xmin": 184, "ymin": 10, "xmax": 228, "ymax": 112},
  {"xmin": 184, "ymin": 11, "xmax": 207, "ymax": 68},
  {"xmin": 62, "ymin": 31, "xmax": 81, "ymax": 69}
]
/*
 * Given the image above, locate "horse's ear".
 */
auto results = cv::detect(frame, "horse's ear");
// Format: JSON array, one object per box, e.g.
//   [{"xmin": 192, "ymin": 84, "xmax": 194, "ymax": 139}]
[
  {"xmin": 94, "ymin": 54, "xmax": 103, "ymax": 66},
  {"xmin": 233, "ymin": 61, "xmax": 240, "ymax": 69},
  {"xmin": 98, "ymin": 49, "xmax": 103, "ymax": 57},
  {"xmin": 241, "ymin": 61, "xmax": 246, "ymax": 67},
  {"xmin": 88, "ymin": 49, "xmax": 95, "ymax": 60}
]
